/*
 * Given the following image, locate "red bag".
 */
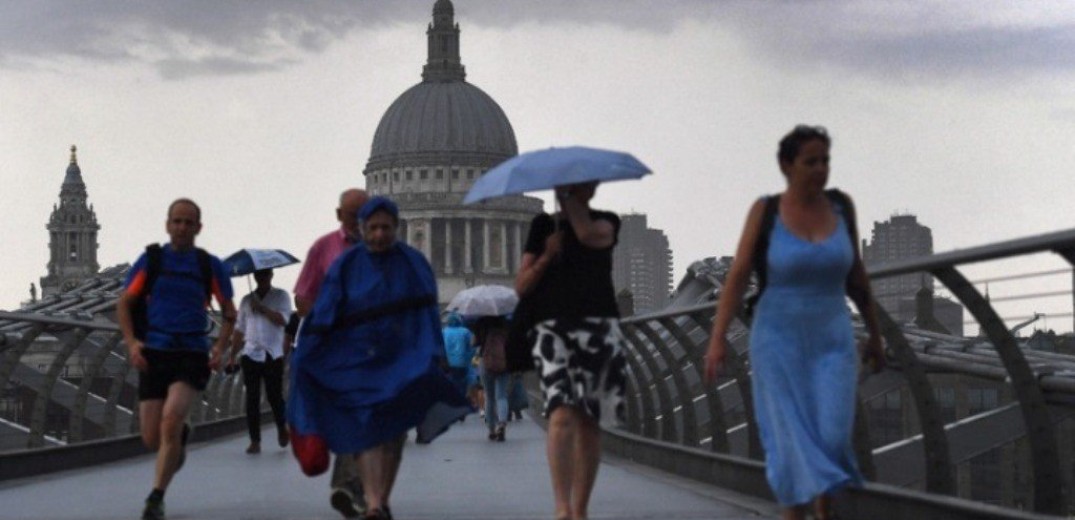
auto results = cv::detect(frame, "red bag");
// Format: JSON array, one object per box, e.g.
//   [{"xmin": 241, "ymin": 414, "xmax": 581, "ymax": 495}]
[{"xmin": 290, "ymin": 429, "xmax": 329, "ymax": 476}]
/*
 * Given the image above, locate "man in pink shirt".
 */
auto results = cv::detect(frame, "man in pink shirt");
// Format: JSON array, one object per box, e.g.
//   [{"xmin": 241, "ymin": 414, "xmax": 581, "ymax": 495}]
[{"xmin": 293, "ymin": 188, "xmax": 369, "ymax": 518}]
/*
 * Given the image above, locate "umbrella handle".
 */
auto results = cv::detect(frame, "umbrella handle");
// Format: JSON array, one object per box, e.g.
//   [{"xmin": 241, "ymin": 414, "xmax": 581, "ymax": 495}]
[{"xmin": 554, "ymin": 196, "xmax": 560, "ymax": 232}]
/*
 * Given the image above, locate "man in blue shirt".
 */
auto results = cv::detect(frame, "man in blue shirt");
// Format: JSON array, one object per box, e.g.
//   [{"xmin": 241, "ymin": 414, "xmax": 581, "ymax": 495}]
[{"xmin": 116, "ymin": 198, "xmax": 237, "ymax": 520}]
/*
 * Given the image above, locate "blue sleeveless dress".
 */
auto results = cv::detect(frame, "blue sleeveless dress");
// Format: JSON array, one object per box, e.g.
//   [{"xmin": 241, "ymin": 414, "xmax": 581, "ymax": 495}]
[{"xmin": 748, "ymin": 202, "xmax": 863, "ymax": 506}]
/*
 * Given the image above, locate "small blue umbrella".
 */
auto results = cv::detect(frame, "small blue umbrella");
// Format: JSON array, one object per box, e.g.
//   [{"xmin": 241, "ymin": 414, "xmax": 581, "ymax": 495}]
[
  {"xmin": 463, "ymin": 146, "xmax": 651, "ymax": 204},
  {"xmin": 223, "ymin": 248, "xmax": 301, "ymax": 277}
]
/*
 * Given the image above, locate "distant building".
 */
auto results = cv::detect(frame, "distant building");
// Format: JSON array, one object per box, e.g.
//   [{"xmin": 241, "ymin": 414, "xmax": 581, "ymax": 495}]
[
  {"xmin": 863, "ymin": 214, "xmax": 962, "ymax": 334},
  {"xmin": 40, "ymin": 146, "xmax": 100, "ymax": 297},
  {"xmin": 863, "ymin": 214, "xmax": 934, "ymax": 310},
  {"xmin": 363, "ymin": 0, "xmax": 541, "ymax": 304},
  {"xmin": 612, "ymin": 214, "xmax": 672, "ymax": 315}
]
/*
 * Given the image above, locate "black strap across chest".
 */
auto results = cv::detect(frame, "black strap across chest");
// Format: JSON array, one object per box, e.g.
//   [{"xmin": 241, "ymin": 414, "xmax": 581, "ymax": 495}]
[{"xmin": 746, "ymin": 189, "xmax": 858, "ymax": 314}]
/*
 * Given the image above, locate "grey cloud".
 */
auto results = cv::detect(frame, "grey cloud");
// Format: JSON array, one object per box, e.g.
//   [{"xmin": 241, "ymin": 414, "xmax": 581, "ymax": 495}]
[
  {"xmin": 2, "ymin": 0, "xmax": 1073, "ymax": 82},
  {"xmin": 156, "ymin": 56, "xmax": 292, "ymax": 80},
  {"xmin": 0, "ymin": 0, "xmax": 732, "ymax": 79},
  {"xmin": 817, "ymin": 25, "xmax": 1075, "ymax": 79}
]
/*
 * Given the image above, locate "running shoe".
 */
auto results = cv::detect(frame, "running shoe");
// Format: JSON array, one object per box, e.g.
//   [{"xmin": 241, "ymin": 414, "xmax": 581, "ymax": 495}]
[
  {"xmin": 141, "ymin": 498, "xmax": 165, "ymax": 520},
  {"xmin": 330, "ymin": 488, "xmax": 363, "ymax": 519}
]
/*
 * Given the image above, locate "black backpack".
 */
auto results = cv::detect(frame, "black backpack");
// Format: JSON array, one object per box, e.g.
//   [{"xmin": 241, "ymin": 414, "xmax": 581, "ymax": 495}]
[
  {"xmin": 131, "ymin": 244, "xmax": 215, "ymax": 341},
  {"xmin": 743, "ymin": 188, "xmax": 859, "ymax": 320}
]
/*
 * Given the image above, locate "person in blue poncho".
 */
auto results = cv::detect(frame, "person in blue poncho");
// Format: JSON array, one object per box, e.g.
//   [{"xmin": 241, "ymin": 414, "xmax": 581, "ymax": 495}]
[
  {"xmin": 441, "ymin": 312, "xmax": 474, "ymax": 397},
  {"xmin": 288, "ymin": 196, "xmax": 472, "ymax": 520}
]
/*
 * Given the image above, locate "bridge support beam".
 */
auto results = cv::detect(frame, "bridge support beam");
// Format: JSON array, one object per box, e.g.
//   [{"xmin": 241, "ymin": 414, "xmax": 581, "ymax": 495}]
[
  {"xmin": 69, "ymin": 332, "xmax": 122, "ymax": 442},
  {"xmin": 874, "ymin": 305, "xmax": 954, "ymax": 494},
  {"xmin": 933, "ymin": 265, "xmax": 1064, "ymax": 514},
  {"xmin": 633, "ymin": 320, "xmax": 700, "ymax": 447},
  {"xmin": 28, "ymin": 327, "xmax": 90, "ymax": 447},
  {"xmin": 659, "ymin": 315, "xmax": 729, "ymax": 453},
  {"xmin": 621, "ymin": 351, "xmax": 658, "ymax": 438},
  {"xmin": 620, "ymin": 324, "xmax": 679, "ymax": 443},
  {"xmin": 692, "ymin": 310, "xmax": 763, "ymax": 460}
]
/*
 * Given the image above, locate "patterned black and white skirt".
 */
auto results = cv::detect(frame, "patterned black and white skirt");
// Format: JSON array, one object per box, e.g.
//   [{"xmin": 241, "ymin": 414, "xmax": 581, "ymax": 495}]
[{"xmin": 531, "ymin": 317, "xmax": 627, "ymax": 426}]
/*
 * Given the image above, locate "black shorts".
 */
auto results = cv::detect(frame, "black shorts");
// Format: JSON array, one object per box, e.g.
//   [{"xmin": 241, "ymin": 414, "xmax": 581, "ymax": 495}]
[{"xmin": 138, "ymin": 348, "xmax": 211, "ymax": 401}]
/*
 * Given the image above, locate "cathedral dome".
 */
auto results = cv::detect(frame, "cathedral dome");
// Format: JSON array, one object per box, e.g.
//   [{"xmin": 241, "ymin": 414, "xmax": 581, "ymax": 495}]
[
  {"xmin": 368, "ymin": 81, "xmax": 517, "ymax": 166},
  {"xmin": 365, "ymin": 0, "xmax": 516, "ymax": 172}
]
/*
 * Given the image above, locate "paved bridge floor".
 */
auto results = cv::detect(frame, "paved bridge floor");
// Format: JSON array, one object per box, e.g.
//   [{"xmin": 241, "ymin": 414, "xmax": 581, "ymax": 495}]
[{"xmin": 1, "ymin": 415, "xmax": 779, "ymax": 519}]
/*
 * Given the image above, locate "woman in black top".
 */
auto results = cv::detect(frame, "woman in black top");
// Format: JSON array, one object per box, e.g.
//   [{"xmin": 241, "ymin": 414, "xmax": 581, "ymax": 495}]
[{"xmin": 515, "ymin": 181, "xmax": 627, "ymax": 520}]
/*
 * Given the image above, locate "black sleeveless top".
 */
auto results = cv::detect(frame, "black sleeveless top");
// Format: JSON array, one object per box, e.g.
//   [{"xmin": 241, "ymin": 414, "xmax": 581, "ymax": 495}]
[{"xmin": 522, "ymin": 210, "xmax": 621, "ymax": 323}]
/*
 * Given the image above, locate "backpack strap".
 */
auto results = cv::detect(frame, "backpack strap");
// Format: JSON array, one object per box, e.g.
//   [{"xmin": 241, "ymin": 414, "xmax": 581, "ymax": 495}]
[
  {"xmin": 746, "ymin": 195, "xmax": 781, "ymax": 315},
  {"xmin": 194, "ymin": 248, "xmax": 215, "ymax": 306},
  {"xmin": 825, "ymin": 188, "xmax": 869, "ymax": 302},
  {"xmin": 143, "ymin": 244, "xmax": 164, "ymax": 296},
  {"xmin": 824, "ymin": 188, "xmax": 857, "ymax": 247}
]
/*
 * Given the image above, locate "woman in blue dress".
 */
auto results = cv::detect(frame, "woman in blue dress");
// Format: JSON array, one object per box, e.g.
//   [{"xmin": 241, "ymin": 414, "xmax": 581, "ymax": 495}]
[{"xmin": 703, "ymin": 125, "xmax": 885, "ymax": 520}]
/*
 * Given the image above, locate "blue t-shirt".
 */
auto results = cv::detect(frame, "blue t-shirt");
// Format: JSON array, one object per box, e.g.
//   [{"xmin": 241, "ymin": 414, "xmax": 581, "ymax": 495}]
[{"xmin": 124, "ymin": 244, "xmax": 234, "ymax": 351}]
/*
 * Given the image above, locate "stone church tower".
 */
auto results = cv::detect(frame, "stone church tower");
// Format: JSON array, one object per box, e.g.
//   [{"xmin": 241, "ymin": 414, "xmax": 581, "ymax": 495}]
[
  {"xmin": 40, "ymin": 145, "xmax": 100, "ymax": 296},
  {"xmin": 364, "ymin": 0, "xmax": 543, "ymax": 304}
]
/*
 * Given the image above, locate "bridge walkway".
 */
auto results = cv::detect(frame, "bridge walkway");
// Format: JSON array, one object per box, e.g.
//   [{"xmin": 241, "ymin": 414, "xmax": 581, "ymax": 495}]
[{"xmin": 0, "ymin": 415, "xmax": 779, "ymax": 520}]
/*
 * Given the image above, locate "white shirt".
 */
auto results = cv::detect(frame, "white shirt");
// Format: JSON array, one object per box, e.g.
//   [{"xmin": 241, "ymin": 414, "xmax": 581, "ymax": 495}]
[{"xmin": 236, "ymin": 287, "xmax": 293, "ymax": 362}]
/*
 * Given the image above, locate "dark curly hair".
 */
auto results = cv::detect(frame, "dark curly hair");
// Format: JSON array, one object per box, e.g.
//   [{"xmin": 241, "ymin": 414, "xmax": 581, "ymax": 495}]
[{"xmin": 777, "ymin": 125, "xmax": 831, "ymax": 166}]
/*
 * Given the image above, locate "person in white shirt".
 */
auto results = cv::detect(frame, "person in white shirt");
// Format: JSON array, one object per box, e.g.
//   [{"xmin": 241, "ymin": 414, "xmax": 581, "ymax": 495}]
[{"xmin": 228, "ymin": 268, "xmax": 293, "ymax": 454}]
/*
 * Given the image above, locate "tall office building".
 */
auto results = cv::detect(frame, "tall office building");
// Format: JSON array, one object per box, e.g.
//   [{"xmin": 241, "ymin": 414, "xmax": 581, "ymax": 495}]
[
  {"xmin": 863, "ymin": 214, "xmax": 934, "ymax": 312},
  {"xmin": 862, "ymin": 214, "xmax": 962, "ymax": 335},
  {"xmin": 612, "ymin": 214, "xmax": 672, "ymax": 315}
]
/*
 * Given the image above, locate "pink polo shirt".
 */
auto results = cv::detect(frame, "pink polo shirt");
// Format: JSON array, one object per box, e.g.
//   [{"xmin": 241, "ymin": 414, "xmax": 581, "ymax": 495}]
[{"xmin": 293, "ymin": 227, "xmax": 355, "ymax": 304}]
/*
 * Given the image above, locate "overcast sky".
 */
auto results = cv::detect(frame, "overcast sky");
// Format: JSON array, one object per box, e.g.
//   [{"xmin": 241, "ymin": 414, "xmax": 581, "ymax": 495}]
[{"xmin": 2, "ymin": 1, "xmax": 1073, "ymax": 332}]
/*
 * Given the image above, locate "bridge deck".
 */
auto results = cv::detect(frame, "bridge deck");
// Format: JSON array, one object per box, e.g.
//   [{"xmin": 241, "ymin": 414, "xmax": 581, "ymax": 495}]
[{"xmin": 0, "ymin": 415, "xmax": 779, "ymax": 519}]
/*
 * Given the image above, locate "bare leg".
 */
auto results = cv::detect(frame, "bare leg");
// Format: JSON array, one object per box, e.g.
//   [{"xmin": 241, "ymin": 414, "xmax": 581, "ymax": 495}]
[
  {"xmin": 570, "ymin": 411, "xmax": 601, "ymax": 520},
  {"xmin": 382, "ymin": 434, "xmax": 406, "ymax": 509},
  {"xmin": 139, "ymin": 399, "xmax": 164, "ymax": 450},
  {"xmin": 782, "ymin": 504, "xmax": 807, "ymax": 520},
  {"xmin": 357, "ymin": 444, "xmax": 386, "ymax": 511},
  {"xmin": 546, "ymin": 406, "xmax": 577, "ymax": 520},
  {"xmin": 153, "ymin": 382, "xmax": 198, "ymax": 491},
  {"xmin": 814, "ymin": 494, "xmax": 832, "ymax": 520}
]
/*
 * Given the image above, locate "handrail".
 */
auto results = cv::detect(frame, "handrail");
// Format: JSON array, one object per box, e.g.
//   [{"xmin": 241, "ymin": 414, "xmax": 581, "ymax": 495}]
[
  {"xmin": 609, "ymin": 226, "xmax": 1075, "ymax": 515},
  {"xmin": 867, "ymin": 228, "xmax": 1075, "ymax": 278}
]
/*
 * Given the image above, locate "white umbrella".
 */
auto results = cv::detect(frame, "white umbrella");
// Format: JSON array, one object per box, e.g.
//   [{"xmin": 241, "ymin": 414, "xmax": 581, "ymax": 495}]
[{"xmin": 447, "ymin": 285, "xmax": 518, "ymax": 318}]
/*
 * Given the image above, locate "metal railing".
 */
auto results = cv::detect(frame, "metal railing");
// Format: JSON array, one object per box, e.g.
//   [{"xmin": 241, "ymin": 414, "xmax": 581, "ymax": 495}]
[
  {"xmin": 0, "ymin": 310, "xmax": 247, "ymax": 453},
  {"xmin": 609, "ymin": 227, "xmax": 1075, "ymax": 517}
]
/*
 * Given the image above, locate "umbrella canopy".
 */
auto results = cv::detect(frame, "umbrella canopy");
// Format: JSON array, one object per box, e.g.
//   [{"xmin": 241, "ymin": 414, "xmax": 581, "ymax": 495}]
[
  {"xmin": 463, "ymin": 146, "xmax": 651, "ymax": 204},
  {"xmin": 446, "ymin": 285, "xmax": 518, "ymax": 318},
  {"xmin": 223, "ymin": 248, "xmax": 300, "ymax": 277}
]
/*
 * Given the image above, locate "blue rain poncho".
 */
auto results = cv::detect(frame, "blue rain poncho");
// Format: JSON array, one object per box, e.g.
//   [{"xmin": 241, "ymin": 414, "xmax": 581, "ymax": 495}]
[{"xmin": 287, "ymin": 239, "xmax": 471, "ymax": 455}]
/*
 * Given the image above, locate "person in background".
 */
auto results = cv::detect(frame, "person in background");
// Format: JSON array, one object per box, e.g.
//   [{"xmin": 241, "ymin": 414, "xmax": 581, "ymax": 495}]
[
  {"xmin": 228, "ymin": 268, "xmax": 292, "ymax": 454},
  {"xmin": 116, "ymin": 198, "xmax": 236, "ymax": 520},
  {"xmin": 288, "ymin": 196, "xmax": 471, "ymax": 520},
  {"xmin": 703, "ymin": 125, "xmax": 885, "ymax": 520},
  {"xmin": 441, "ymin": 312, "xmax": 474, "ymax": 397},
  {"xmin": 473, "ymin": 315, "xmax": 511, "ymax": 441},
  {"xmin": 515, "ymin": 181, "xmax": 628, "ymax": 520},
  {"xmin": 293, "ymin": 188, "xmax": 370, "ymax": 518},
  {"xmin": 507, "ymin": 373, "xmax": 528, "ymax": 421}
]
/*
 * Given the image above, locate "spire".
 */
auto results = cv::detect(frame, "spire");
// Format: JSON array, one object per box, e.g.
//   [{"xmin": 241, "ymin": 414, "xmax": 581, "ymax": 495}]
[
  {"xmin": 422, "ymin": 0, "xmax": 466, "ymax": 82},
  {"xmin": 63, "ymin": 144, "xmax": 84, "ymax": 186}
]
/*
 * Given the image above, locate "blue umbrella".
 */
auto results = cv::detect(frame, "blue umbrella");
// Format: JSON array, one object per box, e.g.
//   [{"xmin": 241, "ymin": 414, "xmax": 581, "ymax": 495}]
[
  {"xmin": 223, "ymin": 248, "xmax": 300, "ymax": 277},
  {"xmin": 463, "ymin": 146, "xmax": 651, "ymax": 204}
]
